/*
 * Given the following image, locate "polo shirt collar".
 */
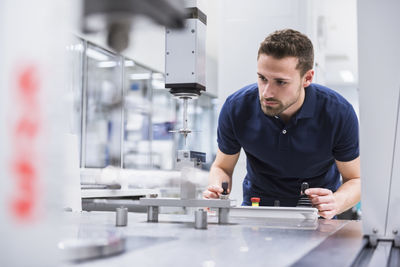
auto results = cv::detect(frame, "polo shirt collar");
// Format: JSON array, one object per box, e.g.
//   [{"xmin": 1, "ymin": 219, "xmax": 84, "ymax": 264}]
[{"xmin": 294, "ymin": 84, "xmax": 316, "ymax": 123}]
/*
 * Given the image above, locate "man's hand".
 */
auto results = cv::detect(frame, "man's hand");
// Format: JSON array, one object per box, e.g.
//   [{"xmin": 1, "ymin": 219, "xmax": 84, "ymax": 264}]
[
  {"xmin": 203, "ymin": 185, "xmax": 227, "ymax": 199},
  {"xmin": 305, "ymin": 188, "xmax": 339, "ymax": 219}
]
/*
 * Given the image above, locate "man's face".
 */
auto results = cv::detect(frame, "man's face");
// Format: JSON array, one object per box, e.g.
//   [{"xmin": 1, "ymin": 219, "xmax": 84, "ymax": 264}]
[{"xmin": 257, "ymin": 54, "xmax": 307, "ymax": 117}]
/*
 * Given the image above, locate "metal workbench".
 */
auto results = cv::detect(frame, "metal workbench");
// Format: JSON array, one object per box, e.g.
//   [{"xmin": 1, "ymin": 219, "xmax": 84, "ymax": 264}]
[{"xmin": 60, "ymin": 211, "xmax": 365, "ymax": 267}]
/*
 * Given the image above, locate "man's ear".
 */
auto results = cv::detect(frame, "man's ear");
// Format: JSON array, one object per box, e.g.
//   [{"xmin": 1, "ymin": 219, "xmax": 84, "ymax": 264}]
[{"xmin": 302, "ymin": 69, "xmax": 314, "ymax": 87}]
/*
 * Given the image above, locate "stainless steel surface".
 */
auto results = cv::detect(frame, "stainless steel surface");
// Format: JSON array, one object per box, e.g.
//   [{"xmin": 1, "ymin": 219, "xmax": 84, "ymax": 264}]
[
  {"xmin": 292, "ymin": 220, "xmax": 364, "ymax": 266},
  {"xmin": 140, "ymin": 197, "xmax": 235, "ymax": 208},
  {"xmin": 116, "ymin": 207, "xmax": 128, "ymax": 227},
  {"xmin": 230, "ymin": 206, "xmax": 318, "ymax": 220},
  {"xmin": 147, "ymin": 206, "xmax": 159, "ymax": 222},
  {"xmin": 194, "ymin": 209, "xmax": 207, "ymax": 229},
  {"xmin": 59, "ymin": 234, "xmax": 125, "ymax": 262},
  {"xmin": 60, "ymin": 211, "xmax": 360, "ymax": 267}
]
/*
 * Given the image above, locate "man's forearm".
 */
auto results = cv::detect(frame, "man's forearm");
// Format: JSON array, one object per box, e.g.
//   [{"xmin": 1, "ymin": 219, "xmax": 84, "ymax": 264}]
[
  {"xmin": 333, "ymin": 178, "xmax": 361, "ymax": 214},
  {"xmin": 208, "ymin": 165, "xmax": 232, "ymax": 190}
]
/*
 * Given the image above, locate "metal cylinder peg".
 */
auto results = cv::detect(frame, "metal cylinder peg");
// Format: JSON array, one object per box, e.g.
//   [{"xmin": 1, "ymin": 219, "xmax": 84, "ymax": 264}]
[
  {"xmin": 218, "ymin": 208, "xmax": 230, "ymax": 224},
  {"xmin": 194, "ymin": 209, "xmax": 207, "ymax": 229},
  {"xmin": 116, "ymin": 207, "xmax": 128, "ymax": 227},
  {"xmin": 147, "ymin": 206, "xmax": 159, "ymax": 222}
]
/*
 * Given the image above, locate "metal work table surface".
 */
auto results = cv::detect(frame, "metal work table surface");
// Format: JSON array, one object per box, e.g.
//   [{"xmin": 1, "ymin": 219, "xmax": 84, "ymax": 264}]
[{"xmin": 61, "ymin": 211, "xmax": 363, "ymax": 267}]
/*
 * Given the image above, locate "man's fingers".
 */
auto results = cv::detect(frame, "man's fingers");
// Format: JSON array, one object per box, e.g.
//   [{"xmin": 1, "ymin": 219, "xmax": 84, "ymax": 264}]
[
  {"xmin": 318, "ymin": 210, "xmax": 335, "ymax": 219},
  {"xmin": 202, "ymin": 190, "xmax": 219, "ymax": 199},
  {"xmin": 305, "ymin": 188, "xmax": 332, "ymax": 196},
  {"xmin": 207, "ymin": 185, "xmax": 223, "ymax": 193},
  {"xmin": 315, "ymin": 203, "xmax": 334, "ymax": 212},
  {"xmin": 310, "ymin": 195, "xmax": 332, "ymax": 205}
]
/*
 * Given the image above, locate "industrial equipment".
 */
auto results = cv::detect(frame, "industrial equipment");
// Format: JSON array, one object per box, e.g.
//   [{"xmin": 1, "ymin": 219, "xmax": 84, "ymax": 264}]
[
  {"xmin": 81, "ymin": 0, "xmax": 186, "ymax": 52},
  {"xmin": 165, "ymin": 5, "xmax": 207, "ymax": 147}
]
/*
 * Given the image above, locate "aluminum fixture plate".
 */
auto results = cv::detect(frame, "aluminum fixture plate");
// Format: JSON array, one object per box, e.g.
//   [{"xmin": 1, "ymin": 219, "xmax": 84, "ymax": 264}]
[
  {"xmin": 139, "ymin": 197, "xmax": 235, "ymax": 208},
  {"xmin": 229, "ymin": 206, "xmax": 318, "ymax": 220}
]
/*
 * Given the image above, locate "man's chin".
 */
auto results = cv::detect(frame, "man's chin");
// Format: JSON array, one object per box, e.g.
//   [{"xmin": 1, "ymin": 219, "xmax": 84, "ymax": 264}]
[{"xmin": 262, "ymin": 106, "xmax": 282, "ymax": 117}]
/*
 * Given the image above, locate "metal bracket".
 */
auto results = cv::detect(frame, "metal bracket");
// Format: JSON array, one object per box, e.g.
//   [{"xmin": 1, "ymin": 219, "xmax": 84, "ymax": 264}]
[
  {"xmin": 394, "ymin": 236, "xmax": 400, "ymax": 247},
  {"xmin": 368, "ymin": 234, "xmax": 379, "ymax": 247}
]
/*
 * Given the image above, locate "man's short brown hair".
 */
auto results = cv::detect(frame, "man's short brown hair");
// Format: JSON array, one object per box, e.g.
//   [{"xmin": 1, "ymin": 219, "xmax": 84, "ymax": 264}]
[{"xmin": 258, "ymin": 29, "xmax": 314, "ymax": 76}]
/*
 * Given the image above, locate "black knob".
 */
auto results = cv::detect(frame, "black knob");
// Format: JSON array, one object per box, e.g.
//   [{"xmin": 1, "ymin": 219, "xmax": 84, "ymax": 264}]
[
  {"xmin": 221, "ymin": 182, "xmax": 228, "ymax": 195},
  {"xmin": 297, "ymin": 182, "xmax": 312, "ymax": 207},
  {"xmin": 301, "ymin": 182, "xmax": 309, "ymax": 196}
]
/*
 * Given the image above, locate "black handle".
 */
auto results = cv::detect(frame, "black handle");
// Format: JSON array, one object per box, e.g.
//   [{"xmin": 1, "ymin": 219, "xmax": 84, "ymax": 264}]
[
  {"xmin": 301, "ymin": 182, "xmax": 309, "ymax": 196},
  {"xmin": 221, "ymin": 182, "xmax": 228, "ymax": 195}
]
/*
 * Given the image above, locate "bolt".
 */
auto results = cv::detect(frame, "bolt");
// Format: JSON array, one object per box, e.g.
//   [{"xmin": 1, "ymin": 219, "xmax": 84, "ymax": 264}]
[
  {"xmin": 393, "ymin": 230, "xmax": 398, "ymax": 235},
  {"xmin": 373, "ymin": 228, "xmax": 378, "ymax": 234}
]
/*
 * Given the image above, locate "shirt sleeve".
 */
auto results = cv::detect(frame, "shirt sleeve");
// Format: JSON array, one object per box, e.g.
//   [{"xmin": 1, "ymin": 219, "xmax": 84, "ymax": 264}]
[
  {"xmin": 217, "ymin": 99, "xmax": 241, "ymax": 154},
  {"xmin": 333, "ymin": 105, "xmax": 360, "ymax": 161}
]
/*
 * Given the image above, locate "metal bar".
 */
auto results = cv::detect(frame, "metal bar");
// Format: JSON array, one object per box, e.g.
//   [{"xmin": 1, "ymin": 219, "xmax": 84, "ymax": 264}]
[
  {"xmin": 229, "ymin": 206, "xmax": 318, "ymax": 220},
  {"xmin": 368, "ymin": 241, "xmax": 393, "ymax": 267},
  {"xmin": 388, "ymin": 246, "xmax": 400, "ymax": 267},
  {"xmin": 82, "ymin": 199, "xmax": 147, "ymax": 213},
  {"xmin": 140, "ymin": 197, "xmax": 235, "ymax": 208},
  {"xmin": 80, "ymin": 40, "xmax": 88, "ymax": 167}
]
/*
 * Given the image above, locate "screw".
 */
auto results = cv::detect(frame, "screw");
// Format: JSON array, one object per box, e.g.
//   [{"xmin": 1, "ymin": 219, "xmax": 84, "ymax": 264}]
[
  {"xmin": 191, "ymin": 29, "xmax": 195, "ymax": 33},
  {"xmin": 166, "ymin": 30, "xmax": 170, "ymax": 34},
  {"xmin": 166, "ymin": 73, "xmax": 169, "ymax": 76},
  {"xmin": 373, "ymin": 228, "xmax": 378, "ymax": 234},
  {"xmin": 167, "ymin": 52, "xmax": 170, "ymax": 55},
  {"xmin": 192, "ymin": 51, "xmax": 195, "ymax": 53},
  {"xmin": 393, "ymin": 230, "xmax": 398, "ymax": 235},
  {"xmin": 192, "ymin": 72, "xmax": 195, "ymax": 75}
]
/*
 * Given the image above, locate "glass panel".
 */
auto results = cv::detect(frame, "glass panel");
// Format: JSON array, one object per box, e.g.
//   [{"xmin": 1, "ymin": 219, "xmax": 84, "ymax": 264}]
[
  {"xmin": 84, "ymin": 44, "xmax": 122, "ymax": 168},
  {"xmin": 123, "ymin": 60, "xmax": 153, "ymax": 169},
  {"xmin": 151, "ymin": 74, "xmax": 177, "ymax": 170},
  {"xmin": 66, "ymin": 37, "xmax": 84, "ymax": 160}
]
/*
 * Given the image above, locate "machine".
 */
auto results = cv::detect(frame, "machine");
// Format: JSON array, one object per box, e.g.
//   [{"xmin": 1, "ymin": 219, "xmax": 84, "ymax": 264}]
[{"xmin": 81, "ymin": 0, "xmax": 186, "ymax": 52}]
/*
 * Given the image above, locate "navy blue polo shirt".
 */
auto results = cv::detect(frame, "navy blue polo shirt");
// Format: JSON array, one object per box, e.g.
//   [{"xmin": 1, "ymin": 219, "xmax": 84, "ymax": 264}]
[{"xmin": 217, "ymin": 83, "xmax": 359, "ymax": 207}]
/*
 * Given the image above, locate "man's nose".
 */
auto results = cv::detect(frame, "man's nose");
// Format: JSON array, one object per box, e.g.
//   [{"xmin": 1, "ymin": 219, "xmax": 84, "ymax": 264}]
[{"xmin": 262, "ymin": 83, "xmax": 274, "ymax": 98}]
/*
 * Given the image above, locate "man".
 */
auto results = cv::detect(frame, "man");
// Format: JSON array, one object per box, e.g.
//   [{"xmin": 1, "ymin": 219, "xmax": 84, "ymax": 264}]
[{"xmin": 203, "ymin": 29, "xmax": 360, "ymax": 219}]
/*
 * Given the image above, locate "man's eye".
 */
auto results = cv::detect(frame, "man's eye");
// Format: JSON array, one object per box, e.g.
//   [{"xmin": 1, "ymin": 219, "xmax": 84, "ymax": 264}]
[
  {"xmin": 259, "ymin": 76, "xmax": 267, "ymax": 82},
  {"xmin": 277, "ymin": 81, "xmax": 286, "ymax": 85}
]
